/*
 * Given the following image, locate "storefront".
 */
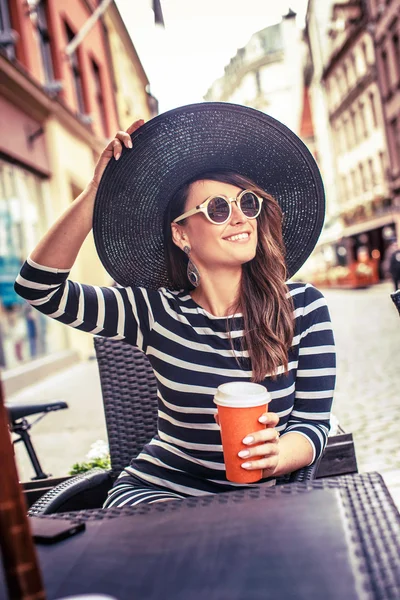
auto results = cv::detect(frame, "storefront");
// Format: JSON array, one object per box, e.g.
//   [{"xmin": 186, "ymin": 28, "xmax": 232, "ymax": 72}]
[
  {"xmin": 341, "ymin": 218, "xmax": 399, "ymax": 280},
  {"xmin": 304, "ymin": 213, "xmax": 399, "ymax": 289},
  {"xmin": 0, "ymin": 159, "xmax": 51, "ymax": 368},
  {"xmin": 0, "ymin": 82, "xmax": 56, "ymax": 369}
]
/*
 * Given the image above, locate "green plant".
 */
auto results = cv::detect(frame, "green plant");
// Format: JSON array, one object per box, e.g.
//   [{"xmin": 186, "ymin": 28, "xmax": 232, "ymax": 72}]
[{"xmin": 69, "ymin": 440, "xmax": 111, "ymax": 475}]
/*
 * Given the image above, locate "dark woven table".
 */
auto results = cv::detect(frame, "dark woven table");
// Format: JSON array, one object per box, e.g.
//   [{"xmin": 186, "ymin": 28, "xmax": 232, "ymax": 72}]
[{"xmin": 28, "ymin": 472, "xmax": 400, "ymax": 600}]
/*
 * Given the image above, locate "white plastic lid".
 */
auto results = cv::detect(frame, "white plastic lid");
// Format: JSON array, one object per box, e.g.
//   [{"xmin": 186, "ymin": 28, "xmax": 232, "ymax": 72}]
[{"xmin": 213, "ymin": 382, "xmax": 271, "ymax": 408}]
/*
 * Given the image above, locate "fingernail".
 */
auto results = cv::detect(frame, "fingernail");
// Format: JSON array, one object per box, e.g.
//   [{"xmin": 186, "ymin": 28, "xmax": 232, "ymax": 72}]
[
  {"xmin": 259, "ymin": 416, "xmax": 268, "ymax": 423},
  {"xmin": 115, "ymin": 153, "xmax": 121, "ymax": 161},
  {"xmin": 241, "ymin": 462, "xmax": 251, "ymax": 469},
  {"xmin": 242, "ymin": 436, "xmax": 254, "ymax": 445},
  {"xmin": 238, "ymin": 450, "xmax": 250, "ymax": 458},
  {"xmin": 127, "ymin": 140, "xmax": 133, "ymax": 148}
]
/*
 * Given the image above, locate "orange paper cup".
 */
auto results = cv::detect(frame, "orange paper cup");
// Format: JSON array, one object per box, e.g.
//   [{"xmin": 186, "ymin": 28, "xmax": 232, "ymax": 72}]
[{"xmin": 214, "ymin": 382, "xmax": 271, "ymax": 483}]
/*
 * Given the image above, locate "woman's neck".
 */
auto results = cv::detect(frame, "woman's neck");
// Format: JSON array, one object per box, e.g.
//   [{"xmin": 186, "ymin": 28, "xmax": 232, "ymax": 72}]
[{"xmin": 190, "ymin": 269, "xmax": 242, "ymax": 317}]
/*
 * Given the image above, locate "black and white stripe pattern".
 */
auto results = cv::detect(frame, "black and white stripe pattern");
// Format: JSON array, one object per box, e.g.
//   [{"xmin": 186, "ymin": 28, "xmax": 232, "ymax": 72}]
[
  {"xmin": 15, "ymin": 257, "xmax": 336, "ymax": 502},
  {"xmin": 103, "ymin": 471, "xmax": 186, "ymax": 507}
]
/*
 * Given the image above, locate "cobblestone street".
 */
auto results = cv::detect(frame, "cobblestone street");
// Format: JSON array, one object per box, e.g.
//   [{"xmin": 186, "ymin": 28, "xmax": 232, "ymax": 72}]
[
  {"xmin": 323, "ymin": 282, "xmax": 400, "ymax": 473},
  {"xmin": 8, "ymin": 281, "xmax": 400, "ymax": 506}
]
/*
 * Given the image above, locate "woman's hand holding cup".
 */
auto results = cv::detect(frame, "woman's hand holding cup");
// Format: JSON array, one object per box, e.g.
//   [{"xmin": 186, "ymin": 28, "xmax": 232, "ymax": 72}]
[
  {"xmin": 238, "ymin": 411, "xmax": 280, "ymax": 478},
  {"xmin": 213, "ymin": 382, "xmax": 278, "ymax": 483},
  {"xmin": 214, "ymin": 409, "xmax": 280, "ymax": 479}
]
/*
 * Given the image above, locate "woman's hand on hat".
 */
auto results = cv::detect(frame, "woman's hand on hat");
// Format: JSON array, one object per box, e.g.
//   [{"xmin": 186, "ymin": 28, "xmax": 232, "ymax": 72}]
[
  {"xmin": 90, "ymin": 119, "xmax": 145, "ymax": 191},
  {"xmin": 238, "ymin": 412, "xmax": 280, "ymax": 477}
]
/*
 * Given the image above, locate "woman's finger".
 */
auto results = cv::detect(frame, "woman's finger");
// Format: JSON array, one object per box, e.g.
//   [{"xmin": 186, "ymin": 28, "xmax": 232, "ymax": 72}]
[
  {"xmin": 92, "ymin": 124, "xmax": 141, "ymax": 186},
  {"xmin": 258, "ymin": 412, "xmax": 279, "ymax": 427},
  {"xmin": 111, "ymin": 139, "xmax": 123, "ymax": 160},
  {"xmin": 115, "ymin": 131, "xmax": 133, "ymax": 148},
  {"xmin": 238, "ymin": 441, "xmax": 279, "ymax": 460},
  {"xmin": 242, "ymin": 428, "xmax": 280, "ymax": 446},
  {"xmin": 126, "ymin": 119, "xmax": 145, "ymax": 135},
  {"xmin": 241, "ymin": 455, "xmax": 278, "ymax": 471}
]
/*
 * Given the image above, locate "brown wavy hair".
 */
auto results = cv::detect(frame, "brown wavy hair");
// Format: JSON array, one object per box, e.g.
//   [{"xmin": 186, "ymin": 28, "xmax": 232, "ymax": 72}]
[{"xmin": 163, "ymin": 171, "xmax": 295, "ymax": 382}]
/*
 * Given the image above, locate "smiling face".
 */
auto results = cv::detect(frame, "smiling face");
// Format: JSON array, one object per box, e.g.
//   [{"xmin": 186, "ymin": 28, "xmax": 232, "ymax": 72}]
[{"xmin": 171, "ymin": 179, "xmax": 259, "ymax": 275}]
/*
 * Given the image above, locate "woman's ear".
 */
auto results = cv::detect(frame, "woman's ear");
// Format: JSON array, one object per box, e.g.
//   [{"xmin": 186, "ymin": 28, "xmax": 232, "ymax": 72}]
[{"xmin": 171, "ymin": 223, "xmax": 188, "ymax": 251}]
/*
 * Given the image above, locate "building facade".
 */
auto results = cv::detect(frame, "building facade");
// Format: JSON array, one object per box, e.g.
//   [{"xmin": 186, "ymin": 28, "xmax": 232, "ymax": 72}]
[
  {"xmin": 104, "ymin": 2, "xmax": 158, "ymax": 127},
  {"xmin": 304, "ymin": 0, "xmax": 342, "ymax": 255},
  {"xmin": 205, "ymin": 11, "xmax": 307, "ymax": 137},
  {"xmin": 0, "ymin": 0, "xmax": 154, "ymax": 380},
  {"xmin": 368, "ymin": 0, "xmax": 400, "ymax": 235},
  {"xmin": 305, "ymin": 0, "xmax": 398, "ymax": 288}
]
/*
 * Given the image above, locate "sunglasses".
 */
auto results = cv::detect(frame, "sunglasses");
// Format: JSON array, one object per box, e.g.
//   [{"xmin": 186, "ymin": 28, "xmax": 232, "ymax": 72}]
[{"xmin": 173, "ymin": 189, "xmax": 263, "ymax": 225}]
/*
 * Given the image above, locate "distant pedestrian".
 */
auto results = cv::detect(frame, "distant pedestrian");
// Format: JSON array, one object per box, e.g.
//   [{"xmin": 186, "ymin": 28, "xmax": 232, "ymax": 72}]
[
  {"xmin": 383, "ymin": 241, "xmax": 400, "ymax": 291},
  {"xmin": 25, "ymin": 305, "xmax": 38, "ymax": 357},
  {"xmin": 389, "ymin": 249, "xmax": 400, "ymax": 291}
]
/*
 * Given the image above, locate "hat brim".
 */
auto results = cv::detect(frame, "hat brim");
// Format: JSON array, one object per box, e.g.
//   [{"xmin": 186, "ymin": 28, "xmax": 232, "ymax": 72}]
[{"xmin": 93, "ymin": 102, "xmax": 325, "ymax": 288}]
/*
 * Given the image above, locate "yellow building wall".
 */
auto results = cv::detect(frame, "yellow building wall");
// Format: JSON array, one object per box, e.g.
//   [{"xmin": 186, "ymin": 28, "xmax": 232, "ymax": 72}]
[
  {"xmin": 104, "ymin": 12, "xmax": 152, "ymax": 128},
  {"xmin": 44, "ymin": 118, "xmax": 113, "ymax": 360}
]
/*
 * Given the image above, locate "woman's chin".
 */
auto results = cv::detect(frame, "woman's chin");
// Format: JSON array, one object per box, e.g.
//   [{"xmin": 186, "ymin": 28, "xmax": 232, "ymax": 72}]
[{"xmin": 229, "ymin": 250, "xmax": 257, "ymax": 266}]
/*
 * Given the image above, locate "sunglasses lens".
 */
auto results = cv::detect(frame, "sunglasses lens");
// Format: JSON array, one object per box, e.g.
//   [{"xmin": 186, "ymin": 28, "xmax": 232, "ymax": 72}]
[
  {"xmin": 240, "ymin": 192, "xmax": 261, "ymax": 218},
  {"xmin": 207, "ymin": 197, "xmax": 230, "ymax": 223}
]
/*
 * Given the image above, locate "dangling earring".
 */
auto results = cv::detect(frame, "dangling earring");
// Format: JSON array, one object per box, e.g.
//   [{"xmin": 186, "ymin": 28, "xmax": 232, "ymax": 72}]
[{"xmin": 183, "ymin": 246, "xmax": 200, "ymax": 287}]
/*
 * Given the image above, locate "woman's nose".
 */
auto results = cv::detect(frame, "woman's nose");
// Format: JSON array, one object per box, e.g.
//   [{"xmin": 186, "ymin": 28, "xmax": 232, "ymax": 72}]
[{"xmin": 230, "ymin": 201, "xmax": 247, "ymax": 224}]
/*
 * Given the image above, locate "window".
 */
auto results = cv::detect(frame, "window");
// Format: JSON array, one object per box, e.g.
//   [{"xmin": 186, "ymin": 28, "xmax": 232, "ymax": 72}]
[
  {"xmin": 379, "ymin": 151, "xmax": 386, "ymax": 179},
  {"xmin": 91, "ymin": 59, "xmax": 108, "ymax": 137},
  {"xmin": 336, "ymin": 72, "xmax": 344, "ymax": 99},
  {"xmin": 392, "ymin": 32, "xmax": 400, "ymax": 82},
  {"xmin": 389, "ymin": 118, "xmax": 400, "ymax": 170},
  {"xmin": 350, "ymin": 52, "xmax": 357, "ymax": 81},
  {"xmin": 347, "ymin": 174, "xmax": 353, "ymax": 199},
  {"xmin": 329, "ymin": 77, "xmax": 337, "ymax": 108},
  {"xmin": 65, "ymin": 22, "xmax": 86, "ymax": 115},
  {"xmin": 359, "ymin": 102, "xmax": 368, "ymax": 139},
  {"xmin": 0, "ymin": 159, "xmax": 53, "ymax": 367},
  {"xmin": 343, "ymin": 117, "xmax": 352, "ymax": 150},
  {"xmin": 381, "ymin": 49, "xmax": 390, "ymax": 96},
  {"xmin": 343, "ymin": 62, "xmax": 350, "ymax": 91},
  {"xmin": 336, "ymin": 122, "xmax": 345, "ymax": 153},
  {"xmin": 0, "ymin": 0, "xmax": 15, "ymax": 60},
  {"xmin": 36, "ymin": 0, "xmax": 55, "ymax": 82},
  {"xmin": 341, "ymin": 175, "xmax": 348, "ymax": 202},
  {"xmin": 255, "ymin": 70, "xmax": 261, "ymax": 94},
  {"xmin": 361, "ymin": 40, "xmax": 368, "ymax": 70},
  {"xmin": 367, "ymin": 158, "xmax": 376, "ymax": 187},
  {"xmin": 350, "ymin": 109, "xmax": 358, "ymax": 145},
  {"xmin": 351, "ymin": 169, "xmax": 358, "ymax": 195},
  {"xmin": 369, "ymin": 92, "xmax": 378, "ymax": 128},
  {"xmin": 359, "ymin": 163, "xmax": 367, "ymax": 192},
  {"xmin": 335, "ymin": 122, "xmax": 342, "ymax": 153}
]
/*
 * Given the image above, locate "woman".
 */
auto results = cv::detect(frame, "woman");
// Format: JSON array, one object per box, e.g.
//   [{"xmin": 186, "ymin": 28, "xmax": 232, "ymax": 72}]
[{"xmin": 15, "ymin": 103, "xmax": 335, "ymax": 507}]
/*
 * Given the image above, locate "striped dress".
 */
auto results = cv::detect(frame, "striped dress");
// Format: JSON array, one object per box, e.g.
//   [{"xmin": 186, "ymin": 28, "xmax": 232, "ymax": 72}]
[{"xmin": 15, "ymin": 257, "xmax": 336, "ymax": 507}]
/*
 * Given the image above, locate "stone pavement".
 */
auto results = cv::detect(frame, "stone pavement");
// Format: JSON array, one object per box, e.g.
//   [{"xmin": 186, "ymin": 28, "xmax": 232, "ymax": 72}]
[
  {"xmin": 323, "ymin": 281, "xmax": 400, "ymax": 507},
  {"xmin": 6, "ymin": 281, "xmax": 400, "ymax": 508},
  {"xmin": 8, "ymin": 359, "xmax": 107, "ymax": 483}
]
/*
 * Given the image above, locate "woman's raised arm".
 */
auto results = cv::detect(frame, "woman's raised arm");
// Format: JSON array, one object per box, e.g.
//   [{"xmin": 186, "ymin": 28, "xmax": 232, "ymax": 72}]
[{"xmin": 30, "ymin": 120, "xmax": 144, "ymax": 270}]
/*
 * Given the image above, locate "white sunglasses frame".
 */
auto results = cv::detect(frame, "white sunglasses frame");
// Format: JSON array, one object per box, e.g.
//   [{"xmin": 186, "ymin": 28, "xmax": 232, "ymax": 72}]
[{"xmin": 172, "ymin": 189, "xmax": 264, "ymax": 225}]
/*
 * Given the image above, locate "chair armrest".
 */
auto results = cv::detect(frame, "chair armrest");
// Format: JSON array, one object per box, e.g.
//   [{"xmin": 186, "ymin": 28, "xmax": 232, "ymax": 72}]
[
  {"xmin": 275, "ymin": 461, "xmax": 319, "ymax": 486},
  {"xmin": 28, "ymin": 468, "xmax": 113, "ymax": 516},
  {"xmin": 315, "ymin": 433, "xmax": 358, "ymax": 478},
  {"xmin": 391, "ymin": 290, "xmax": 400, "ymax": 315}
]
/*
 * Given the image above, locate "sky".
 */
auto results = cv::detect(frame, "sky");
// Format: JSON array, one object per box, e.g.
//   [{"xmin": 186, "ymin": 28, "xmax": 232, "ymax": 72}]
[{"xmin": 115, "ymin": 0, "xmax": 309, "ymax": 113}]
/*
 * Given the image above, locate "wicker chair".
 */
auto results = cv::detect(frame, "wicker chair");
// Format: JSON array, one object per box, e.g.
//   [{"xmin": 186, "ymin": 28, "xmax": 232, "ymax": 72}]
[
  {"xmin": 28, "ymin": 337, "xmax": 325, "ymax": 516},
  {"xmin": 391, "ymin": 290, "xmax": 400, "ymax": 315}
]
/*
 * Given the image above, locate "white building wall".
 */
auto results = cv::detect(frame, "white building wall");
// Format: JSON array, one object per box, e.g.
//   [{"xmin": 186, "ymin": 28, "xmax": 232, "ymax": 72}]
[
  {"xmin": 205, "ymin": 16, "xmax": 306, "ymax": 136},
  {"xmin": 306, "ymin": 0, "xmax": 339, "ymax": 221}
]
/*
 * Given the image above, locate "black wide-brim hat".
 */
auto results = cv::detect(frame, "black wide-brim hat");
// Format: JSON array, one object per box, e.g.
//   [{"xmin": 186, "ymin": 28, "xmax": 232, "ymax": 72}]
[{"xmin": 93, "ymin": 102, "xmax": 325, "ymax": 289}]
